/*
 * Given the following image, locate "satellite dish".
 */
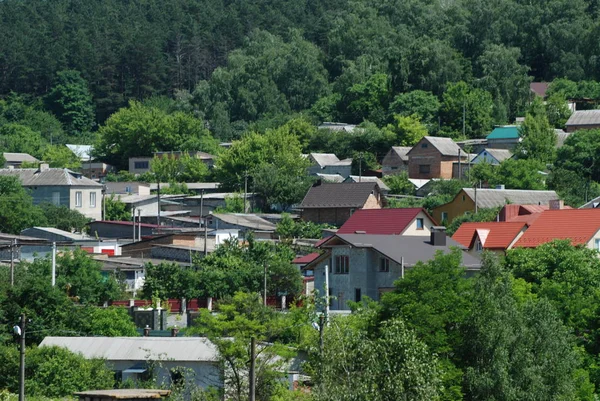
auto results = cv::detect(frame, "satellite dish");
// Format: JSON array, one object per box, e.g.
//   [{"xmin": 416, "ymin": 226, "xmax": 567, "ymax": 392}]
[
  {"xmin": 311, "ymin": 322, "xmax": 320, "ymax": 331},
  {"xmin": 13, "ymin": 325, "xmax": 21, "ymax": 336}
]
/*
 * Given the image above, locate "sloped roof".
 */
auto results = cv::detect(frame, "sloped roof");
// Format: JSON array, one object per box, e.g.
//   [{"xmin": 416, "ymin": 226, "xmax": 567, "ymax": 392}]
[
  {"xmin": 461, "ymin": 188, "xmax": 559, "ymax": 209},
  {"xmin": 293, "ymin": 253, "xmax": 321, "ymax": 264},
  {"xmin": 345, "ymin": 176, "xmax": 390, "ymax": 191},
  {"xmin": 555, "ymin": 129, "xmax": 571, "ymax": 148},
  {"xmin": 0, "ymin": 168, "xmax": 102, "ymax": 187},
  {"xmin": 40, "ymin": 336, "xmax": 218, "ymax": 362},
  {"xmin": 580, "ymin": 195, "xmax": 600, "ymax": 209},
  {"xmin": 212, "ymin": 213, "xmax": 276, "ymax": 231},
  {"xmin": 337, "ymin": 208, "xmax": 427, "ymax": 235},
  {"xmin": 408, "ymin": 136, "xmax": 461, "ymax": 156},
  {"xmin": 566, "ymin": 110, "xmax": 600, "ymax": 127},
  {"xmin": 487, "ymin": 126, "xmax": 520, "ymax": 140},
  {"xmin": 66, "ymin": 144, "xmax": 93, "ymax": 161},
  {"xmin": 310, "ymin": 153, "xmax": 341, "ymax": 167},
  {"xmin": 21, "ymin": 227, "xmax": 89, "ymax": 241},
  {"xmin": 514, "ymin": 209, "xmax": 600, "ymax": 247},
  {"xmin": 300, "ymin": 182, "xmax": 379, "ymax": 208},
  {"xmin": 316, "ymin": 173, "xmax": 345, "ymax": 183},
  {"xmin": 391, "ymin": 146, "xmax": 411, "ymax": 161},
  {"xmin": 320, "ymin": 234, "xmax": 481, "ymax": 268},
  {"xmin": 530, "ymin": 82, "xmax": 549, "ymax": 98},
  {"xmin": 475, "ymin": 148, "xmax": 513, "ymax": 163},
  {"xmin": 3, "ymin": 153, "xmax": 39, "ymax": 163},
  {"xmin": 452, "ymin": 222, "xmax": 526, "ymax": 249}
]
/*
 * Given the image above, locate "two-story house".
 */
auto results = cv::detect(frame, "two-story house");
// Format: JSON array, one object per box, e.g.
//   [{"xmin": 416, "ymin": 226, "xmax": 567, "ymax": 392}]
[
  {"xmin": 452, "ymin": 221, "xmax": 527, "ymax": 256},
  {"xmin": 406, "ymin": 136, "xmax": 468, "ymax": 179},
  {"xmin": 299, "ymin": 182, "xmax": 384, "ymax": 226},
  {"xmin": 381, "ymin": 146, "xmax": 411, "ymax": 176},
  {"xmin": 0, "ymin": 164, "xmax": 103, "ymax": 220}
]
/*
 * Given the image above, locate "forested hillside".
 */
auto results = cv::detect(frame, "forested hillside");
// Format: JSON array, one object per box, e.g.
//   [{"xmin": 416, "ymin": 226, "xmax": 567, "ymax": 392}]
[{"xmin": 0, "ymin": 0, "xmax": 599, "ymax": 131}]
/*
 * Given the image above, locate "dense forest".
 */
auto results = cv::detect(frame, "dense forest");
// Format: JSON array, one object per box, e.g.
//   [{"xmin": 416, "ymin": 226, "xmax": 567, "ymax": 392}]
[{"xmin": 0, "ymin": 0, "xmax": 599, "ymax": 134}]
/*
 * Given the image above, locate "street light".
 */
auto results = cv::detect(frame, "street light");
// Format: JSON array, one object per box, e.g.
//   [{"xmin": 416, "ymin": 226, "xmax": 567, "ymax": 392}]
[{"xmin": 13, "ymin": 313, "xmax": 26, "ymax": 401}]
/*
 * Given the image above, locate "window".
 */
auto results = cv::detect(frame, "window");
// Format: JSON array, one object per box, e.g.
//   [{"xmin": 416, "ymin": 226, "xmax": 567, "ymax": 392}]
[
  {"xmin": 416, "ymin": 218, "xmax": 424, "ymax": 230},
  {"xmin": 125, "ymin": 186, "xmax": 132, "ymax": 193},
  {"xmin": 391, "ymin": 166, "xmax": 398, "ymax": 170},
  {"xmin": 419, "ymin": 165, "xmax": 430, "ymax": 174},
  {"xmin": 379, "ymin": 258, "xmax": 390, "ymax": 272},
  {"xmin": 462, "ymin": 195, "xmax": 466, "ymax": 201},
  {"xmin": 441, "ymin": 212, "xmax": 448, "ymax": 222},
  {"xmin": 595, "ymin": 239, "xmax": 600, "ymax": 251},
  {"xmin": 75, "ymin": 191, "xmax": 82, "ymax": 207},
  {"xmin": 421, "ymin": 143, "xmax": 428, "ymax": 148},
  {"xmin": 90, "ymin": 192, "xmax": 96, "ymax": 208},
  {"xmin": 476, "ymin": 239, "xmax": 483, "ymax": 252},
  {"xmin": 134, "ymin": 161, "xmax": 149, "ymax": 169},
  {"xmin": 355, "ymin": 288, "xmax": 362, "ymax": 302},
  {"xmin": 52, "ymin": 191, "xmax": 61, "ymax": 206},
  {"xmin": 335, "ymin": 255, "xmax": 349, "ymax": 274}
]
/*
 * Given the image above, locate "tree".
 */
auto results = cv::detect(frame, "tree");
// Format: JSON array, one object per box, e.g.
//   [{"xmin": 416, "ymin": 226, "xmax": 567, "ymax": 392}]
[
  {"xmin": 516, "ymin": 98, "xmax": 557, "ymax": 162},
  {"xmin": 252, "ymin": 163, "xmax": 314, "ymax": 211},
  {"xmin": 388, "ymin": 90, "xmax": 440, "ymax": 131},
  {"xmin": 440, "ymin": 82, "xmax": 494, "ymax": 139},
  {"xmin": 42, "ymin": 145, "xmax": 82, "ymax": 170},
  {"xmin": 39, "ymin": 203, "xmax": 90, "ymax": 232},
  {"xmin": 142, "ymin": 262, "xmax": 197, "ymax": 301},
  {"xmin": 314, "ymin": 307, "xmax": 441, "ymax": 401},
  {"xmin": 494, "ymin": 158, "xmax": 547, "ymax": 190},
  {"xmin": 150, "ymin": 153, "xmax": 210, "ymax": 183},
  {"xmin": 103, "ymin": 194, "xmax": 132, "ymax": 221},
  {"xmin": 344, "ymin": 73, "xmax": 391, "ymax": 126},
  {"xmin": 0, "ymin": 176, "xmax": 47, "ymax": 234},
  {"xmin": 382, "ymin": 114, "xmax": 428, "ymax": 146},
  {"xmin": 545, "ymin": 92, "xmax": 572, "ymax": 129},
  {"xmin": 383, "ymin": 172, "xmax": 415, "ymax": 195},
  {"xmin": 76, "ymin": 306, "xmax": 138, "ymax": 337},
  {"xmin": 0, "ymin": 123, "xmax": 47, "ymax": 158},
  {"xmin": 46, "ymin": 70, "xmax": 95, "ymax": 136}
]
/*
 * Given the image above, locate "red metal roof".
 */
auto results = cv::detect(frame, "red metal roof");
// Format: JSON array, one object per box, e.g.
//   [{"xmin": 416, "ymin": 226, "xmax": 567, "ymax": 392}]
[
  {"xmin": 293, "ymin": 253, "xmax": 321, "ymax": 264},
  {"xmin": 452, "ymin": 222, "xmax": 527, "ymax": 249},
  {"xmin": 514, "ymin": 209, "xmax": 600, "ymax": 248},
  {"xmin": 337, "ymin": 208, "xmax": 429, "ymax": 235}
]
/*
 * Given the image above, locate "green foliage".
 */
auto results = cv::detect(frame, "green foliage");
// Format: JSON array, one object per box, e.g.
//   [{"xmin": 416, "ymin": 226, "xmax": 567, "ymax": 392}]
[
  {"xmin": 516, "ymin": 98, "xmax": 557, "ymax": 162},
  {"xmin": 388, "ymin": 90, "xmax": 440, "ymax": 131},
  {"xmin": 39, "ymin": 203, "xmax": 90, "ymax": 233},
  {"xmin": 345, "ymin": 73, "xmax": 391, "ymax": 126},
  {"xmin": 440, "ymin": 82, "xmax": 494, "ymax": 139},
  {"xmin": 0, "ymin": 176, "xmax": 47, "ymax": 234},
  {"xmin": 76, "ymin": 306, "xmax": 138, "ymax": 337},
  {"xmin": 382, "ymin": 114, "xmax": 428, "ymax": 146},
  {"xmin": 445, "ymin": 208, "xmax": 500, "ymax": 235},
  {"xmin": 314, "ymin": 308, "xmax": 441, "ymax": 401},
  {"xmin": 0, "ymin": 94, "xmax": 65, "ymax": 145},
  {"xmin": 150, "ymin": 153, "xmax": 210, "ymax": 183},
  {"xmin": 142, "ymin": 262, "xmax": 197, "ymax": 301},
  {"xmin": 469, "ymin": 159, "xmax": 547, "ymax": 191},
  {"xmin": 103, "ymin": 194, "xmax": 131, "ymax": 221},
  {"xmin": 214, "ymin": 194, "xmax": 245, "ymax": 213},
  {"xmin": 0, "ymin": 123, "xmax": 46, "ymax": 158},
  {"xmin": 275, "ymin": 214, "xmax": 328, "ymax": 240},
  {"xmin": 42, "ymin": 145, "xmax": 82, "ymax": 170},
  {"xmin": 45, "ymin": 70, "xmax": 95, "ymax": 136},
  {"xmin": 382, "ymin": 172, "xmax": 415, "ymax": 195},
  {"xmin": 545, "ymin": 92, "xmax": 573, "ymax": 128}
]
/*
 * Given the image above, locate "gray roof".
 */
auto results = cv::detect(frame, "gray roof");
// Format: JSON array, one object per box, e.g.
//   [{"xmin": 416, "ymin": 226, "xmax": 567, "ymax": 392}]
[
  {"xmin": 187, "ymin": 192, "xmax": 254, "ymax": 200},
  {"xmin": 74, "ymin": 389, "xmax": 170, "ymax": 399},
  {"xmin": 149, "ymin": 182, "xmax": 221, "ymax": 191},
  {"xmin": 476, "ymin": 148, "xmax": 513, "ymax": 163},
  {"xmin": 3, "ymin": 153, "xmax": 39, "ymax": 163},
  {"xmin": 21, "ymin": 227, "xmax": 90, "ymax": 241},
  {"xmin": 391, "ymin": 147, "xmax": 411, "ymax": 161},
  {"xmin": 555, "ymin": 129, "xmax": 571, "ymax": 148},
  {"xmin": 212, "ymin": 213, "xmax": 276, "ymax": 231},
  {"xmin": 309, "ymin": 153, "xmax": 352, "ymax": 167},
  {"xmin": 300, "ymin": 182, "xmax": 379, "ymax": 208},
  {"xmin": 66, "ymin": 144, "xmax": 93, "ymax": 161},
  {"xmin": 345, "ymin": 176, "xmax": 390, "ymax": 192},
  {"xmin": 329, "ymin": 234, "xmax": 481, "ymax": 268},
  {"xmin": 317, "ymin": 173, "xmax": 345, "ymax": 183},
  {"xmin": 579, "ymin": 196, "xmax": 600, "ymax": 209},
  {"xmin": 409, "ymin": 136, "xmax": 461, "ymax": 157},
  {"xmin": 40, "ymin": 336, "xmax": 218, "ymax": 362},
  {"xmin": 566, "ymin": 110, "xmax": 600, "ymax": 127},
  {"xmin": 0, "ymin": 168, "xmax": 102, "ymax": 187},
  {"xmin": 318, "ymin": 122, "xmax": 359, "ymax": 133},
  {"xmin": 462, "ymin": 188, "xmax": 559, "ymax": 209}
]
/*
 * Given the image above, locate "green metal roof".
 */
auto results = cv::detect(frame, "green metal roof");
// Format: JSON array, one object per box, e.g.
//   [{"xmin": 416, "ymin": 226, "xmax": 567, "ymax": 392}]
[{"xmin": 486, "ymin": 126, "xmax": 520, "ymax": 140}]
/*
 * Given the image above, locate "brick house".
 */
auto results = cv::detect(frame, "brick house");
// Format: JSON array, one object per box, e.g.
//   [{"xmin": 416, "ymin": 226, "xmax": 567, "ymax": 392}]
[
  {"xmin": 565, "ymin": 110, "xmax": 600, "ymax": 133},
  {"xmin": 381, "ymin": 146, "xmax": 411, "ymax": 175},
  {"xmin": 299, "ymin": 182, "xmax": 384, "ymax": 226},
  {"xmin": 406, "ymin": 136, "xmax": 468, "ymax": 179}
]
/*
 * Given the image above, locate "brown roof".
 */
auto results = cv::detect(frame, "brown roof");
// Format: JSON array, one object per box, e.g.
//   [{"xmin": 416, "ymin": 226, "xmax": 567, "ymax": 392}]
[
  {"xmin": 300, "ymin": 182, "xmax": 379, "ymax": 208},
  {"xmin": 452, "ymin": 222, "xmax": 526, "ymax": 250},
  {"xmin": 530, "ymin": 82, "xmax": 550, "ymax": 98}
]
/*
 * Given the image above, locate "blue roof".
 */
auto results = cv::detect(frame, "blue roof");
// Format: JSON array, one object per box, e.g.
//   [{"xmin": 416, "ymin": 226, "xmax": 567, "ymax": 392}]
[{"xmin": 486, "ymin": 126, "xmax": 520, "ymax": 140}]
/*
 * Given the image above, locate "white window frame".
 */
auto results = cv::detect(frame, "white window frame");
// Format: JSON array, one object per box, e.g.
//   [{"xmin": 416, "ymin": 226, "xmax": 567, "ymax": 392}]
[
  {"xmin": 75, "ymin": 191, "xmax": 83, "ymax": 207},
  {"xmin": 90, "ymin": 191, "xmax": 97, "ymax": 208},
  {"xmin": 416, "ymin": 218, "xmax": 424, "ymax": 230}
]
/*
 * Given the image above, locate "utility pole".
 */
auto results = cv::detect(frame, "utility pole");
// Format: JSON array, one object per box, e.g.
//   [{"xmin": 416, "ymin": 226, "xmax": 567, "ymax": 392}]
[
  {"xmin": 358, "ymin": 152, "xmax": 363, "ymax": 182},
  {"xmin": 263, "ymin": 262, "xmax": 268, "ymax": 307},
  {"xmin": 10, "ymin": 238, "xmax": 16, "ymax": 286},
  {"xmin": 319, "ymin": 313, "xmax": 325, "ymax": 356},
  {"xmin": 458, "ymin": 148, "xmax": 462, "ymax": 180},
  {"xmin": 324, "ymin": 264, "xmax": 330, "ymax": 325},
  {"xmin": 199, "ymin": 190, "xmax": 204, "ymax": 230},
  {"xmin": 249, "ymin": 337, "xmax": 256, "ymax": 401},
  {"xmin": 243, "ymin": 171, "xmax": 248, "ymax": 213},
  {"xmin": 462, "ymin": 101, "xmax": 466, "ymax": 138},
  {"xmin": 51, "ymin": 242, "xmax": 56, "ymax": 286},
  {"xmin": 138, "ymin": 208, "xmax": 142, "ymax": 241},
  {"xmin": 132, "ymin": 206, "xmax": 137, "ymax": 241},
  {"xmin": 19, "ymin": 313, "xmax": 26, "ymax": 401},
  {"xmin": 156, "ymin": 182, "xmax": 161, "ymax": 227}
]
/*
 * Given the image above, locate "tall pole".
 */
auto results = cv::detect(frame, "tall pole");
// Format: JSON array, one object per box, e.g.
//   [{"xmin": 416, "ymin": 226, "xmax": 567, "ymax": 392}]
[
  {"xmin": 199, "ymin": 190, "xmax": 204, "ymax": 229},
  {"xmin": 10, "ymin": 238, "xmax": 16, "ymax": 286},
  {"xmin": 244, "ymin": 171, "xmax": 248, "ymax": 213},
  {"xmin": 132, "ymin": 206, "xmax": 136, "ymax": 241},
  {"xmin": 324, "ymin": 264, "xmax": 330, "ymax": 324},
  {"xmin": 51, "ymin": 242, "xmax": 56, "ymax": 286},
  {"xmin": 358, "ymin": 152, "xmax": 363, "ymax": 182},
  {"xmin": 249, "ymin": 337, "xmax": 256, "ymax": 401},
  {"xmin": 138, "ymin": 209, "xmax": 142, "ymax": 241},
  {"xmin": 19, "ymin": 313, "xmax": 26, "ymax": 401},
  {"xmin": 458, "ymin": 148, "xmax": 461, "ymax": 180},
  {"xmin": 263, "ymin": 262, "xmax": 268, "ymax": 307},
  {"xmin": 156, "ymin": 182, "xmax": 161, "ymax": 226},
  {"xmin": 462, "ymin": 101, "xmax": 466, "ymax": 137},
  {"xmin": 319, "ymin": 313, "xmax": 325, "ymax": 356}
]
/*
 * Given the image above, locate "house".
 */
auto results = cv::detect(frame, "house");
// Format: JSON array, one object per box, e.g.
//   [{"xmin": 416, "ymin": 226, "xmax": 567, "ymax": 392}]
[
  {"xmin": 2, "ymin": 153, "xmax": 39, "ymax": 168},
  {"xmin": 471, "ymin": 148, "xmax": 513, "ymax": 165},
  {"xmin": 20, "ymin": 227, "xmax": 90, "ymax": 243},
  {"xmin": 149, "ymin": 182, "xmax": 221, "ymax": 195},
  {"xmin": 337, "ymin": 208, "xmax": 437, "ymax": 236},
  {"xmin": 580, "ymin": 196, "xmax": 600, "ymax": 209},
  {"xmin": 432, "ymin": 188, "xmax": 560, "ymax": 224},
  {"xmin": 205, "ymin": 213, "xmax": 276, "ymax": 239},
  {"xmin": 343, "ymin": 176, "xmax": 390, "ymax": 194},
  {"xmin": 316, "ymin": 173, "xmax": 345, "ymax": 183},
  {"xmin": 530, "ymin": 82, "xmax": 550, "ymax": 99},
  {"xmin": 406, "ymin": 136, "xmax": 468, "ymax": 179},
  {"xmin": 105, "ymin": 182, "xmax": 151, "ymax": 196},
  {"xmin": 88, "ymin": 220, "xmax": 161, "ymax": 239},
  {"xmin": 40, "ymin": 337, "xmax": 221, "ymax": 389},
  {"xmin": 66, "ymin": 144, "xmax": 93, "ymax": 162},
  {"xmin": 513, "ymin": 209, "xmax": 600, "ymax": 249},
  {"xmin": 306, "ymin": 229, "xmax": 481, "ymax": 310},
  {"xmin": 381, "ymin": 146, "xmax": 411, "ymax": 175},
  {"xmin": 299, "ymin": 182, "xmax": 384, "ymax": 226},
  {"xmin": 173, "ymin": 193, "xmax": 258, "ymax": 216},
  {"xmin": 499, "ymin": 201, "xmax": 570, "ymax": 225},
  {"xmin": 80, "ymin": 161, "xmax": 116, "ymax": 180},
  {"xmin": 452, "ymin": 222, "xmax": 527, "ymax": 256},
  {"xmin": 485, "ymin": 126, "xmax": 521, "ymax": 150},
  {"xmin": 307, "ymin": 153, "xmax": 352, "ymax": 178},
  {"xmin": 565, "ymin": 110, "xmax": 600, "ymax": 133},
  {"xmin": 129, "ymin": 151, "xmax": 216, "ymax": 175},
  {"xmin": 318, "ymin": 122, "xmax": 360, "ymax": 133},
  {"xmin": 0, "ymin": 164, "xmax": 103, "ymax": 220}
]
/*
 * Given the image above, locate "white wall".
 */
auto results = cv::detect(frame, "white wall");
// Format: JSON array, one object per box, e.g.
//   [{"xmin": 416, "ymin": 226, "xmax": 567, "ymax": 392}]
[{"xmin": 70, "ymin": 187, "xmax": 102, "ymax": 220}]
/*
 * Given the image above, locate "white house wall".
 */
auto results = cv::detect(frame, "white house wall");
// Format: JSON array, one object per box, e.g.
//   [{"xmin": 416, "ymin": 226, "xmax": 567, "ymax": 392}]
[{"xmin": 69, "ymin": 187, "xmax": 102, "ymax": 220}]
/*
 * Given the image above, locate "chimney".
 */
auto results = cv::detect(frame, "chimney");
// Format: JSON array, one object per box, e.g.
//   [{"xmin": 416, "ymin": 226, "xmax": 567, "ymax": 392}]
[
  {"xmin": 38, "ymin": 163, "xmax": 49, "ymax": 172},
  {"xmin": 496, "ymin": 184, "xmax": 505, "ymax": 190},
  {"xmin": 171, "ymin": 326, "xmax": 179, "ymax": 337},
  {"xmin": 143, "ymin": 325, "xmax": 150, "ymax": 337},
  {"xmin": 549, "ymin": 199, "xmax": 564, "ymax": 210},
  {"xmin": 430, "ymin": 226, "xmax": 447, "ymax": 246}
]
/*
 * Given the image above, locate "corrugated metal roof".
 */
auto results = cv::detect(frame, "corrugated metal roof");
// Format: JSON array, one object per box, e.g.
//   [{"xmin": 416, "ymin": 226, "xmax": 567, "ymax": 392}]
[
  {"xmin": 391, "ymin": 147, "xmax": 411, "ymax": 161},
  {"xmin": 300, "ymin": 182, "xmax": 379, "ymax": 208},
  {"xmin": 212, "ymin": 213, "xmax": 276, "ymax": 231},
  {"xmin": 337, "ymin": 208, "xmax": 424, "ymax": 235},
  {"xmin": 514, "ymin": 209, "xmax": 600, "ymax": 247},
  {"xmin": 310, "ymin": 153, "xmax": 341, "ymax": 167},
  {"xmin": 316, "ymin": 173, "xmax": 345, "ymax": 183},
  {"xmin": 21, "ymin": 227, "xmax": 90, "ymax": 241},
  {"xmin": 0, "ymin": 168, "xmax": 101, "ymax": 187},
  {"xmin": 487, "ymin": 126, "xmax": 520, "ymax": 140},
  {"xmin": 40, "ymin": 336, "xmax": 218, "ymax": 361},
  {"xmin": 530, "ymin": 82, "xmax": 549, "ymax": 98},
  {"xmin": 452, "ymin": 222, "xmax": 526, "ymax": 249},
  {"xmin": 474, "ymin": 148, "xmax": 513, "ymax": 163},
  {"xmin": 565, "ymin": 110, "xmax": 600, "ymax": 127},
  {"xmin": 2, "ymin": 153, "xmax": 39, "ymax": 163},
  {"xmin": 66, "ymin": 144, "xmax": 93, "ymax": 161},
  {"xmin": 345, "ymin": 176, "xmax": 390, "ymax": 191},
  {"xmin": 416, "ymin": 136, "xmax": 462, "ymax": 156},
  {"xmin": 555, "ymin": 129, "xmax": 571, "ymax": 148},
  {"xmin": 462, "ymin": 188, "xmax": 559, "ymax": 209}
]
